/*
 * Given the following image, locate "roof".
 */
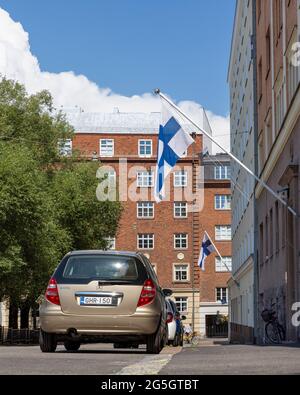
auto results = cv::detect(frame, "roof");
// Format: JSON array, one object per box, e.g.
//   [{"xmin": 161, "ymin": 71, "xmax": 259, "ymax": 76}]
[{"xmin": 67, "ymin": 250, "xmax": 140, "ymax": 257}]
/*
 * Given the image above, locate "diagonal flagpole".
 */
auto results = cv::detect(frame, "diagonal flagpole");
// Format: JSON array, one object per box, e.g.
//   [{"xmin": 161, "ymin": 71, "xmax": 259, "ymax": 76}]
[{"xmin": 154, "ymin": 89, "xmax": 298, "ymax": 218}]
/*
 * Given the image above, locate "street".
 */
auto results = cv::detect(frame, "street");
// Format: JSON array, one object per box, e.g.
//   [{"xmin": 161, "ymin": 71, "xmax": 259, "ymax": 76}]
[{"xmin": 1, "ymin": 340, "xmax": 300, "ymax": 375}]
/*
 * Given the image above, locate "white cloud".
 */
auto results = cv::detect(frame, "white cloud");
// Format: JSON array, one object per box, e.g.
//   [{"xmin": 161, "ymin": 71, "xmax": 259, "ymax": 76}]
[{"xmin": 0, "ymin": 7, "xmax": 229, "ymax": 153}]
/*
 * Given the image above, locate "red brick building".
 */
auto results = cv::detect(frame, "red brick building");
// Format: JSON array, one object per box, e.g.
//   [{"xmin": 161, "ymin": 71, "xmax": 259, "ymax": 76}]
[{"xmin": 68, "ymin": 110, "xmax": 232, "ymax": 336}]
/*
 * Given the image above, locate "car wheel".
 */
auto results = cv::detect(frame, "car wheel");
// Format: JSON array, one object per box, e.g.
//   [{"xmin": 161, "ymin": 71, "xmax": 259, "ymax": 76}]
[
  {"xmin": 64, "ymin": 341, "xmax": 81, "ymax": 351},
  {"xmin": 172, "ymin": 333, "xmax": 179, "ymax": 347},
  {"xmin": 39, "ymin": 329, "xmax": 57, "ymax": 353},
  {"xmin": 179, "ymin": 332, "xmax": 184, "ymax": 347},
  {"xmin": 147, "ymin": 325, "xmax": 163, "ymax": 354}
]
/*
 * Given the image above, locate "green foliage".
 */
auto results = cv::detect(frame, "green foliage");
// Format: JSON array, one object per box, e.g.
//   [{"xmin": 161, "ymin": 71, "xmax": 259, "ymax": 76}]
[{"xmin": 0, "ymin": 77, "xmax": 122, "ymax": 311}]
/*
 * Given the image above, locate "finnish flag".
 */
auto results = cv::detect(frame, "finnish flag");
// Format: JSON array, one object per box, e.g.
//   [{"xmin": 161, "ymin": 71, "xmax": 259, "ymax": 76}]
[
  {"xmin": 155, "ymin": 102, "xmax": 194, "ymax": 202},
  {"xmin": 198, "ymin": 233, "xmax": 216, "ymax": 271}
]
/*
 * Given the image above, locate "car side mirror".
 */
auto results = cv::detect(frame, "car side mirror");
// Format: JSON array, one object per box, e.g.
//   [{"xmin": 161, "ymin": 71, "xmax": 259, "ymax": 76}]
[
  {"xmin": 162, "ymin": 288, "xmax": 173, "ymax": 297},
  {"xmin": 181, "ymin": 315, "xmax": 187, "ymax": 320}
]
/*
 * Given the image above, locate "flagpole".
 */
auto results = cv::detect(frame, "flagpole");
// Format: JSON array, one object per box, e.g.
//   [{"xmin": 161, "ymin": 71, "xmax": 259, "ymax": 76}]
[
  {"xmin": 154, "ymin": 89, "xmax": 298, "ymax": 218},
  {"xmin": 205, "ymin": 231, "xmax": 240, "ymax": 287}
]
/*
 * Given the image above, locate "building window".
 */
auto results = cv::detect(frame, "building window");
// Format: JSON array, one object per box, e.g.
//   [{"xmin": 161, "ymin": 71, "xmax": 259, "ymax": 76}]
[
  {"xmin": 216, "ymin": 288, "xmax": 228, "ymax": 304},
  {"xmin": 139, "ymin": 140, "xmax": 152, "ymax": 157},
  {"xmin": 175, "ymin": 297, "xmax": 188, "ymax": 313},
  {"xmin": 100, "ymin": 139, "xmax": 114, "ymax": 157},
  {"xmin": 214, "ymin": 166, "xmax": 231, "ymax": 180},
  {"xmin": 137, "ymin": 171, "xmax": 154, "ymax": 187},
  {"xmin": 174, "ymin": 234, "xmax": 188, "ymax": 249},
  {"xmin": 174, "ymin": 265, "xmax": 189, "ymax": 282},
  {"xmin": 103, "ymin": 169, "xmax": 116, "ymax": 185},
  {"xmin": 174, "ymin": 170, "xmax": 188, "ymax": 187},
  {"xmin": 58, "ymin": 139, "xmax": 72, "ymax": 157},
  {"xmin": 215, "ymin": 195, "xmax": 231, "ymax": 210},
  {"xmin": 137, "ymin": 202, "xmax": 154, "ymax": 219},
  {"xmin": 215, "ymin": 257, "xmax": 232, "ymax": 272},
  {"xmin": 137, "ymin": 234, "xmax": 154, "ymax": 250},
  {"xmin": 174, "ymin": 202, "xmax": 188, "ymax": 218},
  {"xmin": 215, "ymin": 225, "xmax": 231, "ymax": 241},
  {"xmin": 275, "ymin": 81, "xmax": 284, "ymax": 134},
  {"xmin": 104, "ymin": 237, "xmax": 116, "ymax": 250}
]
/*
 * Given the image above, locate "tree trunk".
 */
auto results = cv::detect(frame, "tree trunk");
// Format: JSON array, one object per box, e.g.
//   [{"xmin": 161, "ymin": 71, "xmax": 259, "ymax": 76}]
[
  {"xmin": 20, "ymin": 305, "xmax": 30, "ymax": 329},
  {"xmin": 8, "ymin": 303, "xmax": 18, "ymax": 329}
]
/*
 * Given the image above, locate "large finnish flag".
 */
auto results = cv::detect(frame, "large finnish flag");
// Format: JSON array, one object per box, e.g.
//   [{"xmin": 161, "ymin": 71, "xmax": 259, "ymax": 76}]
[
  {"xmin": 154, "ymin": 103, "xmax": 194, "ymax": 202},
  {"xmin": 198, "ymin": 233, "xmax": 216, "ymax": 271}
]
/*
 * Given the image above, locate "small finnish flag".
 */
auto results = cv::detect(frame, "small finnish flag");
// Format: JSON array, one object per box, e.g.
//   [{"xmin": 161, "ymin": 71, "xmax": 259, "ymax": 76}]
[
  {"xmin": 155, "ymin": 101, "xmax": 194, "ymax": 202},
  {"xmin": 198, "ymin": 233, "xmax": 216, "ymax": 271}
]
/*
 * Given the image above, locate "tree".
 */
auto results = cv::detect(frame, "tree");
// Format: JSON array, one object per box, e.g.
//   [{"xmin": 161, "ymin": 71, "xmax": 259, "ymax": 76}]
[{"xmin": 0, "ymin": 77, "xmax": 122, "ymax": 328}]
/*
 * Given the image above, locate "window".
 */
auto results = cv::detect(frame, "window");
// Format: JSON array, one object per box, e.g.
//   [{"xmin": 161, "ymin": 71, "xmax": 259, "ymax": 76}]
[
  {"xmin": 137, "ymin": 202, "xmax": 154, "ymax": 219},
  {"xmin": 137, "ymin": 171, "xmax": 154, "ymax": 187},
  {"xmin": 215, "ymin": 195, "xmax": 231, "ymax": 210},
  {"xmin": 139, "ymin": 140, "xmax": 152, "ymax": 157},
  {"xmin": 275, "ymin": 82, "xmax": 284, "ymax": 133},
  {"xmin": 174, "ymin": 265, "xmax": 189, "ymax": 282},
  {"xmin": 175, "ymin": 297, "xmax": 188, "ymax": 313},
  {"xmin": 214, "ymin": 166, "xmax": 231, "ymax": 180},
  {"xmin": 174, "ymin": 202, "xmax": 188, "ymax": 218},
  {"xmin": 100, "ymin": 139, "xmax": 114, "ymax": 157},
  {"xmin": 137, "ymin": 234, "xmax": 154, "ymax": 250},
  {"xmin": 174, "ymin": 170, "xmax": 188, "ymax": 187},
  {"xmin": 215, "ymin": 226, "xmax": 231, "ymax": 241},
  {"xmin": 58, "ymin": 139, "xmax": 72, "ymax": 157},
  {"xmin": 215, "ymin": 257, "xmax": 232, "ymax": 272},
  {"xmin": 103, "ymin": 169, "xmax": 116, "ymax": 185},
  {"xmin": 174, "ymin": 234, "xmax": 188, "ymax": 249},
  {"xmin": 258, "ymin": 58, "xmax": 263, "ymax": 102},
  {"xmin": 104, "ymin": 237, "xmax": 116, "ymax": 250},
  {"xmin": 216, "ymin": 288, "xmax": 228, "ymax": 303}
]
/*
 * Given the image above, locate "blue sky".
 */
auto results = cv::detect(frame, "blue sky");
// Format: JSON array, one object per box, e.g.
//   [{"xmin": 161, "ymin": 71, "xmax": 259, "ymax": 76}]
[{"xmin": 0, "ymin": 0, "xmax": 236, "ymax": 116}]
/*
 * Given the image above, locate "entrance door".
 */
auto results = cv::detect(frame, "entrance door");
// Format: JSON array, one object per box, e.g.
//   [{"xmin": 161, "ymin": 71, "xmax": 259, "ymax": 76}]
[{"xmin": 206, "ymin": 315, "xmax": 228, "ymax": 338}]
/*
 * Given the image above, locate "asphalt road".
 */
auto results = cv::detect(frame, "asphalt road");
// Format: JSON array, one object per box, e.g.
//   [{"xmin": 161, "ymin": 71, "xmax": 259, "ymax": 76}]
[{"xmin": 1, "ymin": 340, "xmax": 300, "ymax": 375}]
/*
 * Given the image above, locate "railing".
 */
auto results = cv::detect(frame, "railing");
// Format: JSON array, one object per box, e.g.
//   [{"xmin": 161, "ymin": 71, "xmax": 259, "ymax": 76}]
[
  {"xmin": 206, "ymin": 323, "xmax": 228, "ymax": 338},
  {"xmin": 0, "ymin": 327, "xmax": 39, "ymax": 345}
]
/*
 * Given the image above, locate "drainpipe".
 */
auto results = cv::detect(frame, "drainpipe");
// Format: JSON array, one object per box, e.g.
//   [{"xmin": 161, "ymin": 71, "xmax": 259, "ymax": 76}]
[{"xmin": 252, "ymin": 0, "xmax": 260, "ymax": 344}]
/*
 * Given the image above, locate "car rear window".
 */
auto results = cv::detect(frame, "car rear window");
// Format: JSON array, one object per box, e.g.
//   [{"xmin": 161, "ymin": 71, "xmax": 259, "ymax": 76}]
[{"xmin": 55, "ymin": 254, "xmax": 147, "ymax": 284}]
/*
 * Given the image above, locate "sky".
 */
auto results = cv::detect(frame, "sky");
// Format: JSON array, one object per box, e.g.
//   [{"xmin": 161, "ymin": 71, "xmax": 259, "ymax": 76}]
[{"xmin": 0, "ymin": 0, "xmax": 236, "ymax": 150}]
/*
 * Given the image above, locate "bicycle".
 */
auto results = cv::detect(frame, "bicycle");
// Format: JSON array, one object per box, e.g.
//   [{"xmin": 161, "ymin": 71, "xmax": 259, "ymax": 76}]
[{"xmin": 261, "ymin": 303, "xmax": 286, "ymax": 344}]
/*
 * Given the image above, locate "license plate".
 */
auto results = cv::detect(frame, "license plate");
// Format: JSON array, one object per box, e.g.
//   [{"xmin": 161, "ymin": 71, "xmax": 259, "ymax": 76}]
[{"xmin": 80, "ymin": 296, "xmax": 113, "ymax": 306}]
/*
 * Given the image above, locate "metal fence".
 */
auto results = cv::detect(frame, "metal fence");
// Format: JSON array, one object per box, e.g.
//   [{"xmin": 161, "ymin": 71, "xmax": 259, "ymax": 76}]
[
  {"xmin": 206, "ymin": 323, "xmax": 228, "ymax": 338},
  {"xmin": 0, "ymin": 327, "xmax": 39, "ymax": 345}
]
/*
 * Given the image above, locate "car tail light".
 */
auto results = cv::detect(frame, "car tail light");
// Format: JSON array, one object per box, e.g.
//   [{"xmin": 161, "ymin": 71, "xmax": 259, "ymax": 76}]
[
  {"xmin": 167, "ymin": 312, "xmax": 174, "ymax": 324},
  {"xmin": 45, "ymin": 278, "xmax": 60, "ymax": 305},
  {"xmin": 137, "ymin": 279, "xmax": 156, "ymax": 307}
]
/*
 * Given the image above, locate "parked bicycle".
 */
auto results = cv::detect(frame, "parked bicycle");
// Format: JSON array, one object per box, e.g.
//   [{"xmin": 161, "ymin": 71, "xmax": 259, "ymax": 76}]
[{"xmin": 261, "ymin": 303, "xmax": 286, "ymax": 344}]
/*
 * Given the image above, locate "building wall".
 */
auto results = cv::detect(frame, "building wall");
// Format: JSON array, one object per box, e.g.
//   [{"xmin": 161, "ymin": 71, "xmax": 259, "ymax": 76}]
[
  {"xmin": 228, "ymin": 0, "xmax": 255, "ymax": 343},
  {"xmin": 255, "ymin": 0, "xmax": 300, "ymax": 342}
]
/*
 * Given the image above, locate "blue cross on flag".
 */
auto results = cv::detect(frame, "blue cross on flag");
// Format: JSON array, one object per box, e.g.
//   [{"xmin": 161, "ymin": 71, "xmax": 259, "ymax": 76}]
[
  {"xmin": 155, "ymin": 102, "xmax": 194, "ymax": 202},
  {"xmin": 198, "ymin": 233, "xmax": 216, "ymax": 271}
]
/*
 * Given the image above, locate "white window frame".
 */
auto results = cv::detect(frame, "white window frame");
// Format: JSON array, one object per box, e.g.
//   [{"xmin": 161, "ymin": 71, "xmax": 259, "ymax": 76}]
[
  {"xmin": 214, "ymin": 165, "xmax": 231, "ymax": 180},
  {"xmin": 137, "ymin": 202, "xmax": 154, "ymax": 219},
  {"xmin": 175, "ymin": 297, "xmax": 188, "ymax": 313},
  {"xmin": 137, "ymin": 234, "xmax": 154, "ymax": 250},
  {"xmin": 215, "ymin": 195, "xmax": 231, "ymax": 210},
  {"xmin": 174, "ymin": 170, "xmax": 188, "ymax": 187},
  {"xmin": 215, "ymin": 257, "xmax": 232, "ymax": 272},
  {"xmin": 138, "ymin": 139, "xmax": 153, "ymax": 158},
  {"xmin": 173, "ymin": 264, "xmax": 189, "ymax": 282},
  {"xmin": 174, "ymin": 233, "xmax": 188, "ymax": 249},
  {"xmin": 137, "ymin": 171, "xmax": 154, "ymax": 188},
  {"xmin": 216, "ymin": 287, "xmax": 228, "ymax": 303},
  {"xmin": 104, "ymin": 237, "xmax": 116, "ymax": 250},
  {"xmin": 58, "ymin": 139, "xmax": 72, "ymax": 157},
  {"xmin": 100, "ymin": 139, "xmax": 114, "ymax": 157},
  {"xmin": 174, "ymin": 202, "xmax": 188, "ymax": 218},
  {"xmin": 215, "ymin": 225, "xmax": 232, "ymax": 241}
]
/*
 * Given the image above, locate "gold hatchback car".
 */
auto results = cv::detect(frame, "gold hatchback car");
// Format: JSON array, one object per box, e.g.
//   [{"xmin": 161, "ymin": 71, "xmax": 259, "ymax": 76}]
[{"xmin": 39, "ymin": 251, "xmax": 170, "ymax": 354}]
